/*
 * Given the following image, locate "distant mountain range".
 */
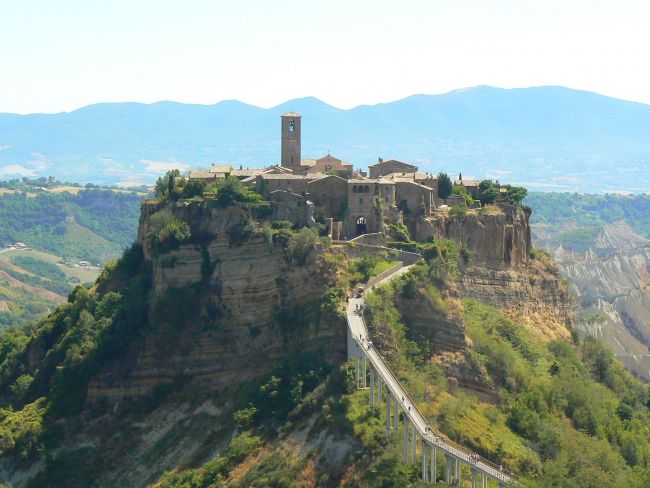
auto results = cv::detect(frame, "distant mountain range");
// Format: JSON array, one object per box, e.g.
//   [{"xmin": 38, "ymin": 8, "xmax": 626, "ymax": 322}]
[{"xmin": 1, "ymin": 86, "xmax": 650, "ymax": 192}]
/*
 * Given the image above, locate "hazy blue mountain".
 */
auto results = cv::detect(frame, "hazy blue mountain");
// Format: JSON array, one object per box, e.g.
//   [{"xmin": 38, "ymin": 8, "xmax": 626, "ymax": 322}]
[{"xmin": 1, "ymin": 86, "xmax": 650, "ymax": 192}]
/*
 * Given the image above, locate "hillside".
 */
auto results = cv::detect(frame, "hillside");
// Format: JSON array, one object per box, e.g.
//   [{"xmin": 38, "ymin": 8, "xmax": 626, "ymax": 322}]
[
  {"xmin": 0, "ymin": 182, "xmax": 146, "ymax": 330},
  {"xmin": 2, "ymin": 86, "xmax": 650, "ymax": 192},
  {"xmin": 1, "ymin": 180, "xmax": 650, "ymax": 486},
  {"xmin": 526, "ymin": 192, "xmax": 650, "ymax": 381}
]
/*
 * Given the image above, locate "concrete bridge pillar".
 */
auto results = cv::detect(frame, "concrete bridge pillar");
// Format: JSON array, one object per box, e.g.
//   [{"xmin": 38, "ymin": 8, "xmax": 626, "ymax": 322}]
[
  {"xmin": 403, "ymin": 416, "xmax": 409, "ymax": 464},
  {"xmin": 411, "ymin": 425, "xmax": 416, "ymax": 464},
  {"xmin": 422, "ymin": 440, "xmax": 428, "ymax": 482},
  {"xmin": 377, "ymin": 376, "xmax": 383, "ymax": 403},
  {"xmin": 431, "ymin": 445, "xmax": 437, "ymax": 484},
  {"xmin": 393, "ymin": 398, "xmax": 399, "ymax": 428},
  {"xmin": 445, "ymin": 455, "xmax": 452, "ymax": 485},
  {"xmin": 455, "ymin": 459, "xmax": 461, "ymax": 486},
  {"xmin": 471, "ymin": 469, "xmax": 477, "ymax": 488},
  {"xmin": 385, "ymin": 391, "xmax": 391, "ymax": 434},
  {"xmin": 370, "ymin": 369, "xmax": 375, "ymax": 407},
  {"xmin": 481, "ymin": 475, "xmax": 487, "ymax": 488},
  {"xmin": 355, "ymin": 343, "xmax": 360, "ymax": 388},
  {"xmin": 362, "ymin": 354, "xmax": 367, "ymax": 388}
]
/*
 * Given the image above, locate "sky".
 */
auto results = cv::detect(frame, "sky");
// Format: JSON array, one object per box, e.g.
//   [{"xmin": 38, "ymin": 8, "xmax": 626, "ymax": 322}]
[{"xmin": 1, "ymin": 0, "xmax": 650, "ymax": 114}]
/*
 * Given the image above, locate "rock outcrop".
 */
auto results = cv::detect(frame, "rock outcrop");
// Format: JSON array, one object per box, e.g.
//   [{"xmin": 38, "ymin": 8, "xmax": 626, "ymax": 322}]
[
  {"xmin": 419, "ymin": 204, "xmax": 570, "ymax": 339},
  {"xmin": 413, "ymin": 205, "xmax": 531, "ymax": 268}
]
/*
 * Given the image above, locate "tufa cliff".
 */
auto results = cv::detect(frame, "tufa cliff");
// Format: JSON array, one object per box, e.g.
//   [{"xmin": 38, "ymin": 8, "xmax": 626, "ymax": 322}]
[
  {"xmin": 423, "ymin": 205, "xmax": 571, "ymax": 340},
  {"xmin": 88, "ymin": 200, "xmax": 346, "ymax": 401}
]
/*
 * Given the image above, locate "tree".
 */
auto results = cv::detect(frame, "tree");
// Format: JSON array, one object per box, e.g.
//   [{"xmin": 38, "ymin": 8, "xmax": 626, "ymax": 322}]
[
  {"xmin": 479, "ymin": 180, "xmax": 500, "ymax": 204},
  {"xmin": 154, "ymin": 169, "xmax": 181, "ymax": 200},
  {"xmin": 181, "ymin": 178, "xmax": 206, "ymax": 199},
  {"xmin": 438, "ymin": 173, "xmax": 453, "ymax": 199},
  {"xmin": 504, "ymin": 185, "xmax": 528, "ymax": 206}
]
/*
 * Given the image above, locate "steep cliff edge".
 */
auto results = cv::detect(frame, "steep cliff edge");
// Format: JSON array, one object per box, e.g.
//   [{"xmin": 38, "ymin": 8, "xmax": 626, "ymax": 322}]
[
  {"xmin": 417, "ymin": 205, "xmax": 571, "ymax": 340},
  {"xmin": 88, "ymin": 200, "xmax": 346, "ymax": 400}
]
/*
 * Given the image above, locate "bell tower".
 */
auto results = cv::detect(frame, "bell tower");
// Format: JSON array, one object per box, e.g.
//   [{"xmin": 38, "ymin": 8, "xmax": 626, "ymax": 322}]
[{"xmin": 281, "ymin": 112, "xmax": 301, "ymax": 171}]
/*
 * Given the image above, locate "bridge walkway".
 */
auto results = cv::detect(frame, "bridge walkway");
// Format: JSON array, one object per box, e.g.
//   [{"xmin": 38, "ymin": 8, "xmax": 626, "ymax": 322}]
[{"xmin": 346, "ymin": 263, "xmax": 519, "ymax": 486}]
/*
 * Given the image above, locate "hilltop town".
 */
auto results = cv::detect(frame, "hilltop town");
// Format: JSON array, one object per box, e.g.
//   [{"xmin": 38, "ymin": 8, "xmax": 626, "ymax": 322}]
[{"xmin": 184, "ymin": 113, "xmax": 527, "ymax": 243}]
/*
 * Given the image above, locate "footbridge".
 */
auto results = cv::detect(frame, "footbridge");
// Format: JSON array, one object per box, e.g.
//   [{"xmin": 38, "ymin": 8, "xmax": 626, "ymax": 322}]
[{"xmin": 346, "ymin": 263, "xmax": 519, "ymax": 486}]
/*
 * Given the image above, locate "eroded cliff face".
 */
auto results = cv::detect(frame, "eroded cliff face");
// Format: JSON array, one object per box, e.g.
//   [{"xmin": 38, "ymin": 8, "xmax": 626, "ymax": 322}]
[
  {"xmin": 561, "ymin": 243, "xmax": 650, "ymax": 380},
  {"xmin": 395, "ymin": 205, "xmax": 572, "ymax": 399},
  {"xmin": 414, "ymin": 205, "xmax": 531, "ymax": 268},
  {"xmin": 417, "ymin": 205, "xmax": 571, "ymax": 339},
  {"xmin": 88, "ymin": 201, "xmax": 345, "ymax": 400}
]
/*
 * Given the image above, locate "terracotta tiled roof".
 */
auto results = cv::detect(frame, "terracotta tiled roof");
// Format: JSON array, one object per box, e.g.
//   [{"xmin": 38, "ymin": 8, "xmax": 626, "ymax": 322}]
[
  {"xmin": 210, "ymin": 165, "xmax": 232, "ymax": 174},
  {"xmin": 188, "ymin": 169, "xmax": 214, "ymax": 179}
]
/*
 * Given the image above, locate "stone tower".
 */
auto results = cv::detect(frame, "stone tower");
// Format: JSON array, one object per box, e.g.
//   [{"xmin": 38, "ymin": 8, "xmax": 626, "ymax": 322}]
[{"xmin": 281, "ymin": 112, "xmax": 301, "ymax": 171}]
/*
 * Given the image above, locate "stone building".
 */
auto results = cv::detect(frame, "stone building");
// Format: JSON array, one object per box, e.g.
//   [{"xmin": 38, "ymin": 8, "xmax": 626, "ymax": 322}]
[
  {"xmin": 188, "ymin": 112, "xmax": 448, "ymax": 240},
  {"xmin": 368, "ymin": 158, "xmax": 418, "ymax": 178},
  {"xmin": 281, "ymin": 112, "xmax": 302, "ymax": 172},
  {"xmin": 395, "ymin": 180, "xmax": 435, "ymax": 216},
  {"xmin": 304, "ymin": 154, "xmax": 353, "ymax": 178},
  {"xmin": 307, "ymin": 175, "xmax": 348, "ymax": 219},
  {"xmin": 455, "ymin": 174, "xmax": 480, "ymax": 198}
]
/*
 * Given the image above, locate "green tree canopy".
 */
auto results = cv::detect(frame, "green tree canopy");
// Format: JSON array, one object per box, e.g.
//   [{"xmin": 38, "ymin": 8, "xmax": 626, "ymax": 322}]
[{"xmin": 437, "ymin": 172, "xmax": 453, "ymax": 199}]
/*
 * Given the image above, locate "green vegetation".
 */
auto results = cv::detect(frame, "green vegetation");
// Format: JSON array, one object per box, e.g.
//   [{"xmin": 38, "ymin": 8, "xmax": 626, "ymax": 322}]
[
  {"xmin": 526, "ymin": 192, "xmax": 650, "ymax": 238},
  {"xmin": 360, "ymin": 248, "xmax": 650, "ymax": 486},
  {"xmin": 154, "ymin": 171, "xmax": 272, "ymax": 220},
  {"xmin": 153, "ymin": 432, "xmax": 263, "ymax": 487},
  {"xmin": 0, "ymin": 187, "xmax": 144, "ymax": 262},
  {"xmin": 0, "ymin": 261, "xmax": 70, "ymax": 296},
  {"xmin": 347, "ymin": 254, "xmax": 400, "ymax": 287},
  {"xmin": 551, "ymin": 226, "xmax": 603, "ymax": 253},
  {"xmin": 437, "ymin": 173, "xmax": 453, "ymax": 199},
  {"xmin": 0, "ymin": 284, "xmax": 56, "ymax": 330},
  {"xmin": 0, "ymin": 242, "xmax": 151, "ymax": 420},
  {"xmin": 11, "ymin": 256, "xmax": 67, "ymax": 283},
  {"xmin": 452, "ymin": 183, "xmax": 474, "ymax": 206},
  {"xmin": 146, "ymin": 210, "xmax": 192, "ymax": 256},
  {"xmin": 285, "ymin": 227, "xmax": 319, "ymax": 265}
]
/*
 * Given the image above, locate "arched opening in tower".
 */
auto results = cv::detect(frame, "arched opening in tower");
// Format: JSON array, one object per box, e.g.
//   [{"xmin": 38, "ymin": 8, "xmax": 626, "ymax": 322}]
[{"xmin": 356, "ymin": 216, "xmax": 367, "ymax": 236}]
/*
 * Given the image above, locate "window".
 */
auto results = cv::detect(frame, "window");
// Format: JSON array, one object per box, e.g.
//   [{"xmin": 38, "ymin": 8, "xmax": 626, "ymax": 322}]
[
  {"xmin": 359, "ymin": 198, "xmax": 363, "ymax": 204},
  {"xmin": 289, "ymin": 120, "xmax": 295, "ymax": 132}
]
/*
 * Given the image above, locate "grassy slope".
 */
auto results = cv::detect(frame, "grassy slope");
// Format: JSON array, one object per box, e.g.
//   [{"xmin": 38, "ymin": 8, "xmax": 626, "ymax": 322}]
[{"xmin": 362, "ymin": 259, "xmax": 650, "ymax": 487}]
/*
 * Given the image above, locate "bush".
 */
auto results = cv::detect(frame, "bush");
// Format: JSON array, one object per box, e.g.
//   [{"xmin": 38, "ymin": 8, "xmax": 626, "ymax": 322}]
[
  {"xmin": 452, "ymin": 184, "xmax": 473, "ymax": 206},
  {"xmin": 450, "ymin": 204, "xmax": 467, "ymax": 218},
  {"xmin": 180, "ymin": 178, "xmax": 206, "ymax": 199},
  {"xmin": 386, "ymin": 241, "xmax": 419, "ymax": 253},
  {"xmin": 285, "ymin": 227, "xmax": 318, "ymax": 265},
  {"xmin": 146, "ymin": 210, "xmax": 191, "ymax": 255}
]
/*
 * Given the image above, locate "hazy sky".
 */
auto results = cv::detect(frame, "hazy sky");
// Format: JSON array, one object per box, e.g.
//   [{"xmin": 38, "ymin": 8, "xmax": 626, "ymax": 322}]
[{"xmin": 2, "ymin": 0, "xmax": 649, "ymax": 114}]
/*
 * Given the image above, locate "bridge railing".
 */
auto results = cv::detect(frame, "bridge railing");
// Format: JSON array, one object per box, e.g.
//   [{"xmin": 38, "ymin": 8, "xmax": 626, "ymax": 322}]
[{"xmin": 352, "ymin": 265, "xmax": 520, "ymax": 484}]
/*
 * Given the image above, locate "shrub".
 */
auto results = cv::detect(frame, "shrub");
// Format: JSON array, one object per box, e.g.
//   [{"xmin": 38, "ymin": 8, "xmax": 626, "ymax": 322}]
[
  {"xmin": 286, "ymin": 227, "xmax": 318, "ymax": 265},
  {"xmin": 386, "ymin": 241, "xmax": 419, "ymax": 253},
  {"xmin": 477, "ymin": 180, "xmax": 500, "ymax": 204},
  {"xmin": 450, "ymin": 204, "xmax": 467, "ymax": 218},
  {"xmin": 228, "ymin": 219, "xmax": 256, "ymax": 247},
  {"xmin": 452, "ymin": 184, "xmax": 473, "ymax": 206},
  {"xmin": 146, "ymin": 210, "xmax": 191, "ymax": 256},
  {"xmin": 180, "ymin": 178, "xmax": 206, "ymax": 199}
]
